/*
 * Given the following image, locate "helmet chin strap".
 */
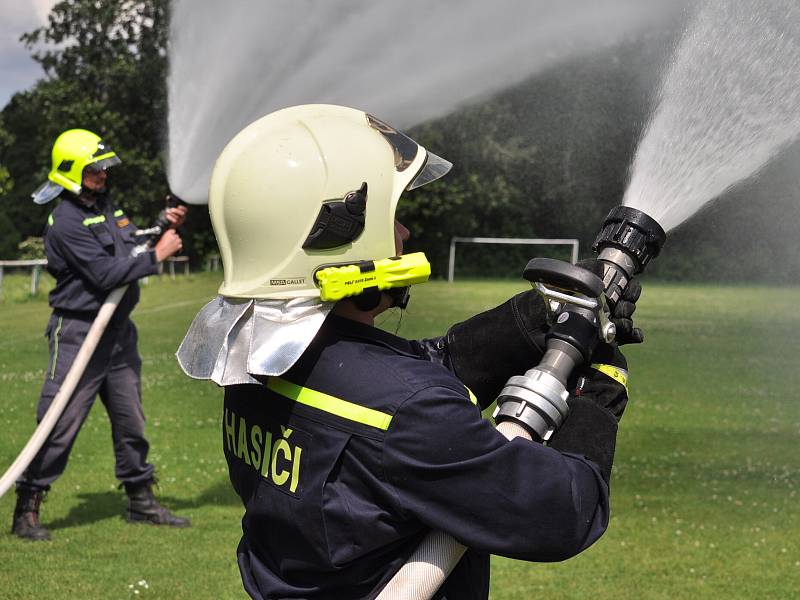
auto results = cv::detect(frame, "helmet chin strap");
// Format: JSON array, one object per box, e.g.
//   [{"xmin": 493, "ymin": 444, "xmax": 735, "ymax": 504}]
[
  {"xmin": 352, "ymin": 288, "xmax": 383, "ymax": 312},
  {"xmin": 77, "ymin": 186, "xmax": 109, "ymax": 207},
  {"xmin": 351, "ymin": 286, "xmax": 411, "ymax": 312},
  {"xmin": 386, "ymin": 286, "xmax": 411, "ymax": 309}
]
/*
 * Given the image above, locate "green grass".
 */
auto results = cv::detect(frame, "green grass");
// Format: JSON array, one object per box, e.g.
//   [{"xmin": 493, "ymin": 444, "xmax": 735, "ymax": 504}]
[
  {"xmin": 1, "ymin": 273, "xmax": 798, "ymax": 599},
  {"xmin": 0, "ymin": 268, "xmax": 53, "ymax": 305}
]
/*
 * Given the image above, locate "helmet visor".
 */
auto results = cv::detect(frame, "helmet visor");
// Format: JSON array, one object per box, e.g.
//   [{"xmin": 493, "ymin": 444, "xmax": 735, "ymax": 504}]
[
  {"xmin": 85, "ymin": 155, "xmax": 121, "ymax": 173},
  {"xmin": 366, "ymin": 113, "xmax": 452, "ymax": 189},
  {"xmin": 406, "ymin": 151, "xmax": 453, "ymax": 191}
]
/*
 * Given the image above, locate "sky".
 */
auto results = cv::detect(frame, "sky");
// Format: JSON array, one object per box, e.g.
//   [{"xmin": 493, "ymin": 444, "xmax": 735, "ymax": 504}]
[{"xmin": 0, "ymin": 0, "xmax": 57, "ymax": 109}]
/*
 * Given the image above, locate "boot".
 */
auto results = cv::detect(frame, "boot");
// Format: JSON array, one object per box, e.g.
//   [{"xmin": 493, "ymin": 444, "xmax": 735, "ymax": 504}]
[
  {"xmin": 11, "ymin": 488, "xmax": 51, "ymax": 541},
  {"xmin": 124, "ymin": 480, "xmax": 190, "ymax": 527}
]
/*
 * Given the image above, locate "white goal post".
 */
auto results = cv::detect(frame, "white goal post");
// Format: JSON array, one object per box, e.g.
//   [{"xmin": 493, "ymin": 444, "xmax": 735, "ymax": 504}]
[{"xmin": 447, "ymin": 237, "xmax": 579, "ymax": 282}]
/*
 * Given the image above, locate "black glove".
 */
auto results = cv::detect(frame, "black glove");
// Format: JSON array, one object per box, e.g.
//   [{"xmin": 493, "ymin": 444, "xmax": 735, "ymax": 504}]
[
  {"xmin": 547, "ymin": 397, "xmax": 617, "ymax": 482},
  {"xmin": 547, "ymin": 342, "xmax": 629, "ymax": 482},
  {"xmin": 416, "ymin": 290, "xmax": 549, "ymax": 409},
  {"xmin": 577, "ymin": 258, "xmax": 643, "ymax": 345},
  {"xmin": 572, "ymin": 342, "xmax": 629, "ymax": 422}
]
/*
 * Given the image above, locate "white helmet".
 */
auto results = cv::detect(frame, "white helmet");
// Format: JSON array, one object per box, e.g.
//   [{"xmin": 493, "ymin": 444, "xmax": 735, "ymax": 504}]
[{"xmin": 210, "ymin": 104, "xmax": 451, "ymax": 300}]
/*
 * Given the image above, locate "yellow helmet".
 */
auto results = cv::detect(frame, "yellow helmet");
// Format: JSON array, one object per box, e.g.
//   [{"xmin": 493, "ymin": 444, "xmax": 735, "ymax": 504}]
[
  {"xmin": 210, "ymin": 104, "xmax": 451, "ymax": 300},
  {"xmin": 31, "ymin": 129, "xmax": 121, "ymax": 204}
]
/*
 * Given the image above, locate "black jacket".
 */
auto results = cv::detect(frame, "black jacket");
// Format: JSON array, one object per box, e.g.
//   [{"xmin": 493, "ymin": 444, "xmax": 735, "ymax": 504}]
[
  {"xmin": 224, "ymin": 314, "xmax": 614, "ymax": 599},
  {"xmin": 44, "ymin": 195, "xmax": 159, "ymax": 322}
]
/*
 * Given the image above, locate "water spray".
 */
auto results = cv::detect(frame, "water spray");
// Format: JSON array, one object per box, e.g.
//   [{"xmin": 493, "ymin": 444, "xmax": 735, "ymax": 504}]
[
  {"xmin": 494, "ymin": 206, "xmax": 666, "ymax": 439},
  {"xmin": 167, "ymin": 0, "xmax": 676, "ymax": 205}
]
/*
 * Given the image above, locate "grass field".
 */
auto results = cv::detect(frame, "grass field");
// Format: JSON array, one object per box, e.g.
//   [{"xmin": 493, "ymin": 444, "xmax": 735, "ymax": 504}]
[{"xmin": 0, "ymin": 272, "xmax": 798, "ymax": 599}]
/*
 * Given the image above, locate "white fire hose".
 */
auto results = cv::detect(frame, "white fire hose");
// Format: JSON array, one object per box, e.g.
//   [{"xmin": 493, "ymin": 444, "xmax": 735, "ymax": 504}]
[
  {"xmin": 376, "ymin": 420, "xmax": 532, "ymax": 599},
  {"xmin": 0, "ymin": 285, "xmax": 128, "ymax": 499}
]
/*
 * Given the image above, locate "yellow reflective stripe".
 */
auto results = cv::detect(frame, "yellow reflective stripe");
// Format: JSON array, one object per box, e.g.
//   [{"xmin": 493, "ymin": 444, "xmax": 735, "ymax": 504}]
[
  {"xmin": 114, "ymin": 209, "xmax": 124, "ymax": 217},
  {"xmin": 82, "ymin": 215, "xmax": 106, "ymax": 226},
  {"xmin": 591, "ymin": 363, "xmax": 628, "ymax": 392},
  {"xmin": 50, "ymin": 317, "xmax": 63, "ymax": 380},
  {"xmin": 268, "ymin": 377, "xmax": 393, "ymax": 431},
  {"xmin": 47, "ymin": 213, "xmax": 54, "ymax": 226},
  {"xmin": 465, "ymin": 386, "xmax": 478, "ymax": 405}
]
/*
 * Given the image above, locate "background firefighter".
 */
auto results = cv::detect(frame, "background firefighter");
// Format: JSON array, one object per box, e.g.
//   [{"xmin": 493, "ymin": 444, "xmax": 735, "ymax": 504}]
[
  {"xmin": 12, "ymin": 129, "xmax": 190, "ymax": 541},
  {"xmin": 178, "ymin": 104, "xmax": 642, "ymax": 599}
]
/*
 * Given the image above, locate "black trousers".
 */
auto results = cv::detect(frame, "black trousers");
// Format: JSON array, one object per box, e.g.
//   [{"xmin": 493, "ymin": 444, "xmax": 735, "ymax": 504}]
[{"xmin": 18, "ymin": 314, "xmax": 155, "ymax": 491}]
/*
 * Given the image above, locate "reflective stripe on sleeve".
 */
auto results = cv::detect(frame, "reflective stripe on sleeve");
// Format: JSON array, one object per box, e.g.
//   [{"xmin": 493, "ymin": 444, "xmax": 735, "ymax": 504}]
[
  {"xmin": 465, "ymin": 386, "xmax": 478, "ymax": 405},
  {"xmin": 82, "ymin": 215, "xmax": 106, "ymax": 226},
  {"xmin": 268, "ymin": 377, "xmax": 394, "ymax": 431},
  {"xmin": 113, "ymin": 209, "xmax": 124, "ymax": 217},
  {"xmin": 590, "ymin": 363, "xmax": 628, "ymax": 392}
]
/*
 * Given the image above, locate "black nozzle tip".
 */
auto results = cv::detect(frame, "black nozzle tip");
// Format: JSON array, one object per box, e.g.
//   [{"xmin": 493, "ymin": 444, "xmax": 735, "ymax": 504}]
[
  {"xmin": 165, "ymin": 193, "xmax": 186, "ymax": 207},
  {"xmin": 607, "ymin": 206, "xmax": 666, "ymax": 247},
  {"xmin": 593, "ymin": 205, "xmax": 666, "ymax": 272}
]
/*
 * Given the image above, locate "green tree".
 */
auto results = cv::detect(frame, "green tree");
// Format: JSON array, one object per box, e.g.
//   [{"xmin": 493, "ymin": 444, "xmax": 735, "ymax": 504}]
[
  {"xmin": 0, "ymin": 115, "xmax": 19, "ymax": 258},
  {"xmin": 17, "ymin": 237, "xmax": 46, "ymax": 260},
  {"xmin": 0, "ymin": 212, "xmax": 19, "ymax": 258},
  {"xmin": 0, "ymin": 115, "xmax": 14, "ymax": 197},
  {"xmin": 0, "ymin": 0, "xmax": 188, "ymax": 251}
]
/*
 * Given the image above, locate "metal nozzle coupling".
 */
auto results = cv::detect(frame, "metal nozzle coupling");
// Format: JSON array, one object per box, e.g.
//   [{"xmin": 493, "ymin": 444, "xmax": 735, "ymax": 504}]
[
  {"xmin": 493, "ymin": 339, "xmax": 583, "ymax": 440},
  {"xmin": 494, "ymin": 369, "xmax": 569, "ymax": 441}
]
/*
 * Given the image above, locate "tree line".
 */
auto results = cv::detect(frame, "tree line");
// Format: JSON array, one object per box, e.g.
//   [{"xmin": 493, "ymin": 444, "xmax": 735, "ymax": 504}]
[{"xmin": 2, "ymin": 0, "xmax": 798, "ymax": 284}]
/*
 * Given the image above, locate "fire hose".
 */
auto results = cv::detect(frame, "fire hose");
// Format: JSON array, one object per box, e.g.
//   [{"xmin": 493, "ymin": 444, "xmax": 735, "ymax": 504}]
[
  {"xmin": 0, "ymin": 285, "xmax": 129, "ymax": 499},
  {"xmin": 0, "ymin": 197, "xmax": 183, "ymax": 499},
  {"xmin": 377, "ymin": 206, "xmax": 666, "ymax": 599}
]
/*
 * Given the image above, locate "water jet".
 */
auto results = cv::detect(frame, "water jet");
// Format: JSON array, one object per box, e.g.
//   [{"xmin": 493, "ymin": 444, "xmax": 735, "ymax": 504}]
[
  {"xmin": 167, "ymin": 0, "xmax": 676, "ymax": 204},
  {"xmin": 623, "ymin": 0, "xmax": 800, "ymax": 232}
]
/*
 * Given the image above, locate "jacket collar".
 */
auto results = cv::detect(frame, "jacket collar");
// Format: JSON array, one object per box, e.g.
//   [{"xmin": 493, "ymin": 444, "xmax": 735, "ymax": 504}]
[{"xmin": 322, "ymin": 313, "xmax": 418, "ymax": 357}]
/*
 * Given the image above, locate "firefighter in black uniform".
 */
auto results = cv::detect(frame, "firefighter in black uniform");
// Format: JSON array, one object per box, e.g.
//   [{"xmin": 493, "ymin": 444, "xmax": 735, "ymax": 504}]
[
  {"xmin": 12, "ymin": 129, "xmax": 190, "ymax": 541},
  {"xmin": 178, "ymin": 105, "xmax": 641, "ymax": 599}
]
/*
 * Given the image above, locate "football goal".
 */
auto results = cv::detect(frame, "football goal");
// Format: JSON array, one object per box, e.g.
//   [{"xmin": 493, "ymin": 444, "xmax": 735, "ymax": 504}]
[{"xmin": 447, "ymin": 237, "xmax": 579, "ymax": 282}]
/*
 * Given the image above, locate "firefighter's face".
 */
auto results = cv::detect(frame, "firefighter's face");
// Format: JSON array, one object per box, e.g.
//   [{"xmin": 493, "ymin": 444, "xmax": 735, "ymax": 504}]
[{"xmin": 82, "ymin": 166, "xmax": 107, "ymax": 192}]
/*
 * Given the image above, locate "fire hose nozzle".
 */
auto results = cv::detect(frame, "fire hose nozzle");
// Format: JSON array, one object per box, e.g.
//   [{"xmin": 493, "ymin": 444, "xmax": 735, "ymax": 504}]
[
  {"xmin": 593, "ymin": 205, "xmax": 666, "ymax": 273},
  {"xmin": 494, "ymin": 206, "xmax": 666, "ymax": 440},
  {"xmin": 165, "ymin": 193, "xmax": 186, "ymax": 208},
  {"xmin": 152, "ymin": 193, "xmax": 187, "ymax": 233},
  {"xmin": 132, "ymin": 194, "xmax": 189, "ymax": 255}
]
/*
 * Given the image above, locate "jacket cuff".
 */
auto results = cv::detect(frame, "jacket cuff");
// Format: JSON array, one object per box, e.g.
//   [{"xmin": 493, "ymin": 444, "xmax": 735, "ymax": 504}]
[{"xmin": 146, "ymin": 249, "xmax": 161, "ymax": 273}]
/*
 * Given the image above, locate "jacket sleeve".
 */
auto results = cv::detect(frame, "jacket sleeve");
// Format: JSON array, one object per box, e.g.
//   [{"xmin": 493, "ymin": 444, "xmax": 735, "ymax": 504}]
[
  {"xmin": 49, "ymin": 216, "xmax": 159, "ymax": 291},
  {"xmin": 382, "ymin": 384, "xmax": 610, "ymax": 562}
]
